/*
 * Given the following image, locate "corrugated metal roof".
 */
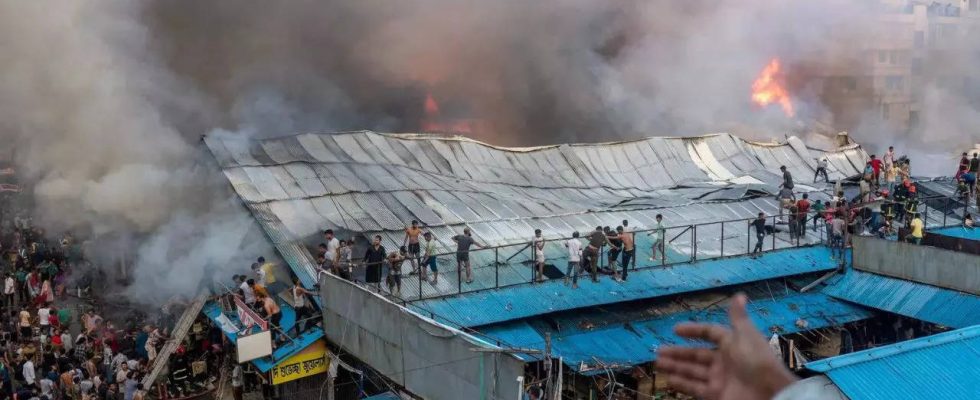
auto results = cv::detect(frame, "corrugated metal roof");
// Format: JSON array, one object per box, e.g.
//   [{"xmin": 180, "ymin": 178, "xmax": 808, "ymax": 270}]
[
  {"xmin": 822, "ymin": 270, "xmax": 980, "ymax": 328},
  {"xmin": 806, "ymin": 325, "xmax": 980, "ymax": 400},
  {"xmin": 203, "ymin": 132, "xmax": 876, "ymax": 304},
  {"xmin": 478, "ymin": 290, "xmax": 872, "ymax": 373},
  {"xmin": 410, "ymin": 246, "xmax": 840, "ymax": 328}
]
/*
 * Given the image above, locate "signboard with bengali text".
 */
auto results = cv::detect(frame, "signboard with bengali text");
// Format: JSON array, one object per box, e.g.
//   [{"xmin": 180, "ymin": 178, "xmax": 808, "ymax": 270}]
[
  {"xmin": 271, "ymin": 340, "xmax": 330, "ymax": 385},
  {"xmin": 235, "ymin": 295, "xmax": 268, "ymax": 331}
]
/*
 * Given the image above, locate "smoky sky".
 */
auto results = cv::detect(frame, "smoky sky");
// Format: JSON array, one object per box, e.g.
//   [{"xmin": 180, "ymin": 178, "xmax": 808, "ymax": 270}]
[{"xmin": 0, "ymin": 0, "xmax": 976, "ymax": 303}]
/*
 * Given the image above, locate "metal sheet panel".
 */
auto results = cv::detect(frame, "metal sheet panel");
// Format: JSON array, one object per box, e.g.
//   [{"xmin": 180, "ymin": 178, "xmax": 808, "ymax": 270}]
[
  {"xmin": 412, "ymin": 246, "xmax": 840, "ymax": 327},
  {"xmin": 479, "ymin": 291, "xmax": 872, "ymax": 373},
  {"xmin": 806, "ymin": 325, "xmax": 980, "ymax": 400},
  {"xmin": 822, "ymin": 270, "xmax": 980, "ymax": 329}
]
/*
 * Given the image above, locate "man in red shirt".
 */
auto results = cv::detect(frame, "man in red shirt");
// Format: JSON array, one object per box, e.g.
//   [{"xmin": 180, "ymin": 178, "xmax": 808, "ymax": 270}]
[
  {"xmin": 795, "ymin": 193, "xmax": 811, "ymax": 239},
  {"xmin": 870, "ymin": 154, "xmax": 883, "ymax": 187}
]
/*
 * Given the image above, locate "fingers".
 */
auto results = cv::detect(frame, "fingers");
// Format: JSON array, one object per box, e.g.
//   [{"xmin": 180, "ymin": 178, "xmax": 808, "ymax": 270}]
[
  {"xmin": 674, "ymin": 322, "xmax": 730, "ymax": 345},
  {"xmin": 727, "ymin": 293, "xmax": 754, "ymax": 334},
  {"xmin": 662, "ymin": 371, "xmax": 709, "ymax": 398},
  {"xmin": 658, "ymin": 346, "xmax": 714, "ymax": 365}
]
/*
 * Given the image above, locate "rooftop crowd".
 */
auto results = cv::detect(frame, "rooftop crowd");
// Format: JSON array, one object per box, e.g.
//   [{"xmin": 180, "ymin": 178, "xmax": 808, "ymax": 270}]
[{"xmin": 312, "ymin": 148, "xmax": 977, "ymax": 297}]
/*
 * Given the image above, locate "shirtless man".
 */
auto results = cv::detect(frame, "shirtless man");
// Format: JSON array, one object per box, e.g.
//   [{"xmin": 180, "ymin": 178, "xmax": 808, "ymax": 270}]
[
  {"xmin": 260, "ymin": 293, "xmax": 282, "ymax": 344},
  {"xmin": 617, "ymin": 226, "xmax": 635, "ymax": 280},
  {"xmin": 403, "ymin": 220, "xmax": 424, "ymax": 277}
]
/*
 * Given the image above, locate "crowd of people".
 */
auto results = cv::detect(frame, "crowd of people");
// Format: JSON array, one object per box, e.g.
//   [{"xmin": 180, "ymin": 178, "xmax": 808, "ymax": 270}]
[
  {"xmin": 311, "ymin": 149, "xmax": 979, "ymax": 298},
  {"xmin": 0, "ymin": 213, "xmax": 160, "ymax": 400}
]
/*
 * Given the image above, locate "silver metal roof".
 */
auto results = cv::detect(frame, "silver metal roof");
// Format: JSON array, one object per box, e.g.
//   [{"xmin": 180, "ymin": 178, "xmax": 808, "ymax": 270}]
[{"xmin": 205, "ymin": 131, "xmax": 869, "ymax": 297}]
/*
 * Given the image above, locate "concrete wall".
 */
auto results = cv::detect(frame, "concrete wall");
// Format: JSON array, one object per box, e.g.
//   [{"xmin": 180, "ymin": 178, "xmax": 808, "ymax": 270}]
[
  {"xmin": 318, "ymin": 273, "xmax": 524, "ymax": 400},
  {"xmin": 852, "ymin": 235, "xmax": 980, "ymax": 295}
]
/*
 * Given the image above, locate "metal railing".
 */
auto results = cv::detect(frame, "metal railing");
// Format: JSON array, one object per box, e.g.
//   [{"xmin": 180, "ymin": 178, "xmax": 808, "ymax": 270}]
[{"xmin": 327, "ymin": 192, "xmax": 975, "ymax": 303}]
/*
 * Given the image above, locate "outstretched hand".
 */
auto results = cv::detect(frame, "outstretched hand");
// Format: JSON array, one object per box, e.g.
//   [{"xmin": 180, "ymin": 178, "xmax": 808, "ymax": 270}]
[{"xmin": 657, "ymin": 293, "xmax": 797, "ymax": 400}]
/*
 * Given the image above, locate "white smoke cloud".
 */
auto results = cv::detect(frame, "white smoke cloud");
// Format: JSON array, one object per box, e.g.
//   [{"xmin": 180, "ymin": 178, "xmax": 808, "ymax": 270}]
[{"xmin": 1, "ymin": 0, "xmax": 976, "ymax": 304}]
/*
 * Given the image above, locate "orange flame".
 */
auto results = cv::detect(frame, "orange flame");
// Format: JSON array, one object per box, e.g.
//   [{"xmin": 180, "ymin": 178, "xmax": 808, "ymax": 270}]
[
  {"xmin": 751, "ymin": 59, "xmax": 794, "ymax": 117},
  {"xmin": 424, "ymin": 93, "xmax": 440, "ymax": 116},
  {"xmin": 420, "ymin": 92, "xmax": 473, "ymax": 134}
]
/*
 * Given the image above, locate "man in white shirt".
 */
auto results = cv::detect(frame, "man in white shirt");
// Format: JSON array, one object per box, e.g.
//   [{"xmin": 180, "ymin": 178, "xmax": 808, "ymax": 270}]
[
  {"xmin": 23, "ymin": 358, "xmax": 36, "ymax": 387},
  {"xmin": 3, "ymin": 273, "xmax": 14, "ymax": 308},
  {"xmin": 252, "ymin": 263, "xmax": 267, "ymax": 286},
  {"xmin": 38, "ymin": 306, "xmax": 51, "ymax": 336},
  {"xmin": 564, "ymin": 232, "xmax": 583, "ymax": 288},
  {"xmin": 323, "ymin": 229, "xmax": 340, "ymax": 267},
  {"xmin": 239, "ymin": 279, "xmax": 256, "ymax": 306}
]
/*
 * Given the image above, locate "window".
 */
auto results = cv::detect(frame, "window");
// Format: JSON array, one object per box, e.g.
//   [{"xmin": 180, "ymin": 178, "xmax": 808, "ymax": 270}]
[
  {"xmin": 886, "ymin": 76, "xmax": 904, "ymax": 91},
  {"xmin": 914, "ymin": 31, "xmax": 925, "ymax": 48},
  {"xmin": 889, "ymin": 50, "xmax": 899, "ymax": 65},
  {"xmin": 842, "ymin": 77, "xmax": 857, "ymax": 91},
  {"xmin": 971, "ymin": 0, "xmax": 979, "ymax": 11},
  {"xmin": 909, "ymin": 111, "xmax": 919, "ymax": 127},
  {"xmin": 911, "ymin": 58, "xmax": 923, "ymax": 75},
  {"xmin": 881, "ymin": 103, "xmax": 890, "ymax": 119},
  {"xmin": 878, "ymin": 50, "xmax": 887, "ymax": 63}
]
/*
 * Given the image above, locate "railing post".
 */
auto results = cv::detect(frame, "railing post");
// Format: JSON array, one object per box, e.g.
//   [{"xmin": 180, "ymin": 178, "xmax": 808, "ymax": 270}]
[
  {"xmin": 772, "ymin": 215, "xmax": 777, "ymax": 251},
  {"xmin": 495, "ymin": 247, "xmax": 499, "ymax": 289},
  {"xmin": 720, "ymin": 222, "xmax": 725, "ymax": 258},
  {"xmin": 943, "ymin": 196, "xmax": 948, "ymax": 228},
  {"xmin": 529, "ymin": 243, "xmax": 534, "ymax": 284},
  {"xmin": 457, "ymin": 258, "xmax": 462, "ymax": 295},
  {"xmin": 746, "ymin": 220, "xmax": 751, "ymax": 255},
  {"xmin": 419, "ymin": 258, "xmax": 424, "ymax": 300},
  {"xmin": 691, "ymin": 225, "xmax": 697, "ymax": 261}
]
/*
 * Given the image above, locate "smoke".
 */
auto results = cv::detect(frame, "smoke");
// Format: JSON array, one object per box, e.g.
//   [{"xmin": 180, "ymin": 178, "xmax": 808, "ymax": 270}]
[{"xmin": 1, "ymin": 0, "xmax": 976, "ymax": 303}]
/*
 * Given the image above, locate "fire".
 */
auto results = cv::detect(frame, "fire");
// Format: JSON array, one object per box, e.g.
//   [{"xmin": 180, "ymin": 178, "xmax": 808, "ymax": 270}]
[
  {"xmin": 420, "ymin": 92, "xmax": 473, "ymax": 134},
  {"xmin": 751, "ymin": 58, "xmax": 795, "ymax": 117},
  {"xmin": 424, "ymin": 93, "xmax": 440, "ymax": 116}
]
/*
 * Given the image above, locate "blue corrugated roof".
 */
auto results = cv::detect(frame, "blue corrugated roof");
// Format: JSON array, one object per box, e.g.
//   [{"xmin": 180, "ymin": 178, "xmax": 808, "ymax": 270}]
[
  {"xmin": 479, "ymin": 291, "xmax": 872, "ymax": 374},
  {"xmin": 410, "ymin": 246, "xmax": 840, "ymax": 327},
  {"xmin": 932, "ymin": 226, "xmax": 980, "ymax": 241},
  {"xmin": 363, "ymin": 391, "xmax": 401, "ymax": 400},
  {"xmin": 822, "ymin": 270, "xmax": 980, "ymax": 329},
  {"xmin": 202, "ymin": 301, "xmax": 324, "ymax": 372},
  {"xmin": 806, "ymin": 325, "xmax": 980, "ymax": 400}
]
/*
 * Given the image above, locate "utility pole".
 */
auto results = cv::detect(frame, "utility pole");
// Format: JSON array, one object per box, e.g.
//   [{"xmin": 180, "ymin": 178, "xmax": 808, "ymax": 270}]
[{"xmin": 544, "ymin": 333, "xmax": 553, "ymax": 400}]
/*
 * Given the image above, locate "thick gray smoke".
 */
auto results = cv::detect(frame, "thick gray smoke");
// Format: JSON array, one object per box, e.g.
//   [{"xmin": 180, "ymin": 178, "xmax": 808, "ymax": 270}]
[{"xmin": 0, "ymin": 0, "xmax": 975, "ymax": 303}]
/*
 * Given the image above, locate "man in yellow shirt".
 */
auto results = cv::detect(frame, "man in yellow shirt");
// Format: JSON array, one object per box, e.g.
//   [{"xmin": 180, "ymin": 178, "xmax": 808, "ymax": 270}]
[{"xmin": 909, "ymin": 213, "xmax": 924, "ymax": 245}]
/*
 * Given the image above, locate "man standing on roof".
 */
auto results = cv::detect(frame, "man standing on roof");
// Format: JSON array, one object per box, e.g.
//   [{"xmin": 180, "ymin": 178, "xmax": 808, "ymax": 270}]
[
  {"xmin": 422, "ymin": 232, "xmax": 439, "ymax": 285},
  {"xmin": 776, "ymin": 185, "xmax": 795, "ymax": 223},
  {"xmin": 606, "ymin": 226, "xmax": 623, "ymax": 281},
  {"xmin": 564, "ymin": 232, "xmax": 585, "ymax": 288},
  {"xmin": 779, "ymin": 165, "xmax": 793, "ymax": 190},
  {"xmin": 870, "ymin": 154, "xmax": 882, "ymax": 187},
  {"xmin": 290, "ymin": 276, "xmax": 317, "ymax": 336},
  {"xmin": 259, "ymin": 293, "xmax": 283, "ymax": 345},
  {"xmin": 750, "ymin": 213, "xmax": 766, "ymax": 258},
  {"xmin": 586, "ymin": 227, "xmax": 617, "ymax": 279},
  {"xmin": 363, "ymin": 235, "xmax": 386, "ymax": 291},
  {"xmin": 813, "ymin": 157, "xmax": 830, "ymax": 183},
  {"xmin": 617, "ymin": 226, "xmax": 635, "ymax": 281},
  {"xmin": 909, "ymin": 213, "xmax": 925, "ymax": 245},
  {"xmin": 257, "ymin": 256, "xmax": 277, "ymax": 291},
  {"xmin": 795, "ymin": 194, "xmax": 810, "ymax": 240},
  {"xmin": 532, "ymin": 229, "xmax": 546, "ymax": 283},
  {"xmin": 403, "ymin": 220, "xmax": 424, "ymax": 278},
  {"xmin": 884, "ymin": 146, "xmax": 895, "ymax": 170},
  {"xmin": 648, "ymin": 214, "xmax": 666, "ymax": 264},
  {"xmin": 323, "ymin": 230, "xmax": 340, "ymax": 271},
  {"xmin": 971, "ymin": 153, "xmax": 980, "ymax": 175},
  {"xmin": 830, "ymin": 211, "xmax": 846, "ymax": 261},
  {"xmin": 453, "ymin": 228, "xmax": 484, "ymax": 284}
]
